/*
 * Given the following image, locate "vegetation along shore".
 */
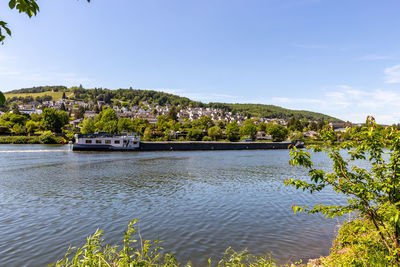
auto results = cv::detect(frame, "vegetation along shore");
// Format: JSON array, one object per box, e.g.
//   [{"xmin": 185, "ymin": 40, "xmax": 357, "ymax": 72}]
[
  {"xmin": 1, "ymin": 86, "xmax": 356, "ymax": 145},
  {"xmin": 48, "ymin": 117, "xmax": 400, "ymax": 266},
  {"xmin": 2, "ymin": 86, "xmax": 398, "ymax": 266}
]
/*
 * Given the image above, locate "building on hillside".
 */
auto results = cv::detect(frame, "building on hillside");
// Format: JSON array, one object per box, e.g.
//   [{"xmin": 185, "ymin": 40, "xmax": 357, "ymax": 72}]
[
  {"xmin": 256, "ymin": 131, "xmax": 272, "ymax": 140},
  {"xmin": 70, "ymin": 118, "xmax": 83, "ymax": 128},
  {"xmin": 303, "ymin": 130, "xmax": 318, "ymax": 138},
  {"xmin": 18, "ymin": 108, "xmax": 43, "ymax": 115},
  {"xmin": 84, "ymin": 111, "xmax": 97, "ymax": 118}
]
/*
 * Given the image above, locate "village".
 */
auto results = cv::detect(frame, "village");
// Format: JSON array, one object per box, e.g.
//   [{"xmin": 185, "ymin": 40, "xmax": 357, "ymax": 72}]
[{"xmin": 0, "ymin": 95, "xmax": 352, "ymax": 141}]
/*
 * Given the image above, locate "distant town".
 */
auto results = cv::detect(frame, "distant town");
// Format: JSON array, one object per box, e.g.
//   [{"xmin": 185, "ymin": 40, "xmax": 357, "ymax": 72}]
[{"xmin": 0, "ymin": 86, "xmax": 357, "ymax": 143}]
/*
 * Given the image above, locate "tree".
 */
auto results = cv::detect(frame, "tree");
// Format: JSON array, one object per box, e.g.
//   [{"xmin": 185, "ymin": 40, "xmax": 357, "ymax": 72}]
[
  {"xmin": 186, "ymin": 128, "xmax": 203, "ymax": 141},
  {"xmin": 118, "ymin": 118, "xmax": 134, "ymax": 133},
  {"xmin": 99, "ymin": 108, "xmax": 118, "ymax": 123},
  {"xmin": 0, "ymin": 92, "xmax": 5, "ymax": 105},
  {"xmin": 12, "ymin": 123, "xmax": 25, "ymax": 135},
  {"xmin": 42, "ymin": 108, "xmax": 69, "ymax": 133},
  {"xmin": 143, "ymin": 127, "xmax": 153, "ymax": 141},
  {"xmin": 103, "ymin": 121, "xmax": 118, "ymax": 134},
  {"xmin": 195, "ymin": 116, "xmax": 214, "ymax": 130},
  {"xmin": 60, "ymin": 102, "xmax": 66, "ymax": 111},
  {"xmin": 226, "ymin": 121, "xmax": 240, "ymax": 142},
  {"xmin": 308, "ymin": 121, "xmax": 318, "ymax": 131},
  {"xmin": 81, "ymin": 118, "xmax": 96, "ymax": 134},
  {"xmin": 240, "ymin": 119, "xmax": 257, "ymax": 140},
  {"xmin": 267, "ymin": 124, "xmax": 288, "ymax": 142},
  {"xmin": 208, "ymin": 126, "xmax": 222, "ymax": 141},
  {"xmin": 25, "ymin": 120, "xmax": 38, "ymax": 135},
  {"xmin": 74, "ymin": 106, "xmax": 85, "ymax": 119},
  {"xmin": 12, "ymin": 105, "xmax": 20, "ymax": 115},
  {"xmin": 287, "ymin": 117, "xmax": 303, "ymax": 132},
  {"xmin": 285, "ymin": 117, "xmax": 400, "ymax": 263},
  {"xmin": 168, "ymin": 105, "xmax": 178, "ymax": 121}
]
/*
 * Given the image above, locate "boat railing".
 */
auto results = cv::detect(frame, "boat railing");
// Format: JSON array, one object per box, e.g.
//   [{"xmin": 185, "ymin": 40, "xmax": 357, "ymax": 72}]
[{"xmin": 76, "ymin": 132, "xmax": 139, "ymax": 139}]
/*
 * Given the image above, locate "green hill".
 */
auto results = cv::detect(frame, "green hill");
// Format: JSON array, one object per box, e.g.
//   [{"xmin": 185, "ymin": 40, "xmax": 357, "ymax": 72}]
[
  {"xmin": 4, "ymin": 86, "xmax": 342, "ymax": 122},
  {"xmin": 213, "ymin": 103, "xmax": 341, "ymax": 122}
]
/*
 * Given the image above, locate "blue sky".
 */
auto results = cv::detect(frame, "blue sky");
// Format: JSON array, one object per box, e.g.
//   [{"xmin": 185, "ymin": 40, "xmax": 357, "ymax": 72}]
[{"xmin": 1, "ymin": 0, "xmax": 400, "ymax": 124}]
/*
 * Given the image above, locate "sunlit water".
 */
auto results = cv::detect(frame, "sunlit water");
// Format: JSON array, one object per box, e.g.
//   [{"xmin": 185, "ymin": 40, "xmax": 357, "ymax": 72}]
[{"xmin": 0, "ymin": 145, "xmax": 347, "ymax": 266}]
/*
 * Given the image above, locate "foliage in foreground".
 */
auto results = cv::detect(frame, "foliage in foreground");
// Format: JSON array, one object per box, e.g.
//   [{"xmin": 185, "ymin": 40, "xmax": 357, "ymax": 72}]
[
  {"xmin": 51, "ymin": 219, "xmax": 277, "ymax": 267},
  {"xmin": 320, "ymin": 217, "xmax": 390, "ymax": 266},
  {"xmin": 285, "ymin": 116, "xmax": 400, "ymax": 264}
]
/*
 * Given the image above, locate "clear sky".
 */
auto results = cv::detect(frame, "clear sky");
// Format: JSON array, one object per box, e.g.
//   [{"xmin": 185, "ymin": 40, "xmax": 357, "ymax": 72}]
[{"xmin": 1, "ymin": 0, "xmax": 400, "ymax": 124}]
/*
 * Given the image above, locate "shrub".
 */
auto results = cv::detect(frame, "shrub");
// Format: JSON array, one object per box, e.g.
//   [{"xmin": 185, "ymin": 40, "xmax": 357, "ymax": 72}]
[
  {"xmin": 51, "ymin": 219, "xmax": 277, "ymax": 267},
  {"xmin": 40, "ymin": 131, "xmax": 59, "ymax": 144},
  {"xmin": 285, "ymin": 116, "xmax": 400, "ymax": 263},
  {"xmin": 0, "ymin": 136, "xmax": 40, "ymax": 144},
  {"xmin": 321, "ymin": 217, "xmax": 389, "ymax": 266},
  {"xmin": 186, "ymin": 128, "xmax": 203, "ymax": 141},
  {"xmin": 267, "ymin": 125, "xmax": 288, "ymax": 142},
  {"xmin": 51, "ymin": 219, "xmax": 178, "ymax": 267},
  {"xmin": 202, "ymin": 136, "xmax": 212, "ymax": 141}
]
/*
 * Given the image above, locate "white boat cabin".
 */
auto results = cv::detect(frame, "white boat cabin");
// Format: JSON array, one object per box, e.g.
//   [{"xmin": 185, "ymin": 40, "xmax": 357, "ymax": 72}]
[{"xmin": 74, "ymin": 132, "xmax": 140, "ymax": 149}]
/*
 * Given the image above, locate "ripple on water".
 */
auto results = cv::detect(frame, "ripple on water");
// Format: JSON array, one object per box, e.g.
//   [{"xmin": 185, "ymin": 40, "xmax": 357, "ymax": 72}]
[{"xmin": 0, "ymin": 145, "xmax": 348, "ymax": 266}]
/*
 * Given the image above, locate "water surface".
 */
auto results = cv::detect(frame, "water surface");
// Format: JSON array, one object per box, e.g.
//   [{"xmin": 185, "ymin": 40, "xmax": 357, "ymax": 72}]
[{"xmin": 0, "ymin": 145, "xmax": 346, "ymax": 266}]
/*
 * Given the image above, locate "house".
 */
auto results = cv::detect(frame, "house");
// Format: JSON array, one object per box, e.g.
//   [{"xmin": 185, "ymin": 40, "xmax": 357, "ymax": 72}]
[
  {"xmin": 84, "ymin": 111, "xmax": 97, "ymax": 118},
  {"xmin": 256, "ymin": 131, "xmax": 272, "ymax": 140},
  {"xmin": 70, "ymin": 118, "xmax": 83, "ymax": 127},
  {"xmin": 19, "ymin": 108, "xmax": 42, "ymax": 115},
  {"xmin": 303, "ymin": 130, "xmax": 318, "ymax": 138}
]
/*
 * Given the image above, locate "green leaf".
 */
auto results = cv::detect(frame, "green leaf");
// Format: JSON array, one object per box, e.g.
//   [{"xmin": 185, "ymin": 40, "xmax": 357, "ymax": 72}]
[{"xmin": 9, "ymin": 0, "xmax": 16, "ymax": 9}]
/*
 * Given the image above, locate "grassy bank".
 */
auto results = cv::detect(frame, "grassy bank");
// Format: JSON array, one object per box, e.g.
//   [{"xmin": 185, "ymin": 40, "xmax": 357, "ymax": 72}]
[
  {"xmin": 315, "ymin": 216, "xmax": 391, "ymax": 266},
  {"xmin": 0, "ymin": 133, "xmax": 63, "ymax": 144},
  {"xmin": 49, "ymin": 216, "xmax": 391, "ymax": 266}
]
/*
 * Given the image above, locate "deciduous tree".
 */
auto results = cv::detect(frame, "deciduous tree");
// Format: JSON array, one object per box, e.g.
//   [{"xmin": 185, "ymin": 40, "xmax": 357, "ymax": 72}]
[{"xmin": 286, "ymin": 116, "xmax": 400, "ymax": 263}]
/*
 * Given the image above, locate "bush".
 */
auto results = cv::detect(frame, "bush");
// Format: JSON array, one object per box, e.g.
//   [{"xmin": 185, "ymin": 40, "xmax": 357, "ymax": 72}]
[
  {"xmin": 286, "ymin": 117, "xmax": 400, "ymax": 264},
  {"xmin": 0, "ymin": 136, "xmax": 40, "ymax": 144},
  {"xmin": 202, "ymin": 136, "xmax": 212, "ymax": 141},
  {"xmin": 39, "ymin": 131, "xmax": 60, "ymax": 144},
  {"xmin": 51, "ymin": 219, "xmax": 276, "ymax": 267},
  {"xmin": 186, "ymin": 128, "xmax": 203, "ymax": 141},
  {"xmin": 321, "ymin": 217, "xmax": 389, "ymax": 266},
  {"xmin": 267, "ymin": 125, "xmax": 288, "ymax": 142}
]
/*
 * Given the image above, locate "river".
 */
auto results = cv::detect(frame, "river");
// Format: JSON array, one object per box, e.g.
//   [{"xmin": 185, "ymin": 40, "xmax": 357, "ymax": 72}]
[{"xmin": 0, "ymin": 145, "xmax": 346, "ymax": 266}]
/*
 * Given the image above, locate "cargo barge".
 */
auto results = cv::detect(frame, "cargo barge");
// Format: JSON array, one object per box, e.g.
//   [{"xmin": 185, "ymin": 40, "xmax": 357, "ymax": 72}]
[{"xmin": 72, "ymin": 132, "xmax": 140, "ymax": 151}]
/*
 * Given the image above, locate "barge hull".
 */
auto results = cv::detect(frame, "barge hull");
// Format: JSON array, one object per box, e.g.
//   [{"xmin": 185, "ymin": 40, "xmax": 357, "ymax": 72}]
[
  {"xmin": 139, "ymin": 141, "xmax": 300, "ymax": 151},
  {"xmin": 72, "ymin": 141, "xmax": 302, "ymax": 152}
]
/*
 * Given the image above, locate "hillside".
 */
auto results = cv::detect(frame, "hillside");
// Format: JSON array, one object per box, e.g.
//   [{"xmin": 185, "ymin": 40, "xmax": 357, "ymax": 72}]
[
  {"xmin": 217, "ymin": 103, "xmax": 340, "ymax": 122},
  {"xmin": 4, "ymin": 86, "xmax": 342, "ymax": 122}
]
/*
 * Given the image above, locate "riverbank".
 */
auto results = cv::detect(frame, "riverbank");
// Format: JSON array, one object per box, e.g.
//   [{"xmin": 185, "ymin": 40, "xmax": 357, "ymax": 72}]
[
  {"xmin": 0, "ymin": 133, "xmax": 63, "ymax": 144},
  {"xmin": 53, "ymin": 216, "xmax": 387, "ymax": 266},
  {"xmin": 301, "ymin": 216, "xmax": 391, "ymax": 266},
  {"xmin": 0, "ymin": 147, "xmax": 337, "ymax": 266}
]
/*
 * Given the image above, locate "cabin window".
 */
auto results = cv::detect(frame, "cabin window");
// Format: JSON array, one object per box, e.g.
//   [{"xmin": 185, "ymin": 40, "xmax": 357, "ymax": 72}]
[
  {"xmin": 133, "ymin": 141, "xmax": 138, "ymax": 144},
  {"xmin": 96, "ymin": 140, "xmax": 102, "ymax": 144},
  {"xmin": 123, "ymin": 140, "xmax": 128, "ymax": 143},
  {"xmin": 114, "ymin": 140, "xmax": 120, "ymax": 144},
  {"xmin": 85, "ymin": 140, "xmax": 92, "ymax": 144},
  {"xmin": 105, "ymin": 140, "xmax": 111, "ymax": 144}
]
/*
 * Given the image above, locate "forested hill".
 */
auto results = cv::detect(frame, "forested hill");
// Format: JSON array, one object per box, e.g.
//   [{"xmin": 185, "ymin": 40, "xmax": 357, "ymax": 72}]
[
  {"xmin": 5, "ymin": 86, "xmax": 342, "ymax": 122},
  {"xmin": 210, "ymin": 103, "xmax": 341, "ymax": 122}
]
